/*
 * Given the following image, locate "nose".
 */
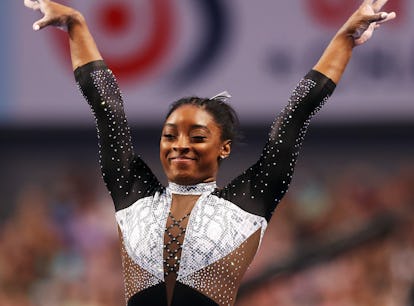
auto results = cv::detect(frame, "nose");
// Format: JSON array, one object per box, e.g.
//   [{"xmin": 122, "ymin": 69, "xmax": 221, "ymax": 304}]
[{"xmin": 173, "ymin": 135, "xmax": 190, "ymax": 151}]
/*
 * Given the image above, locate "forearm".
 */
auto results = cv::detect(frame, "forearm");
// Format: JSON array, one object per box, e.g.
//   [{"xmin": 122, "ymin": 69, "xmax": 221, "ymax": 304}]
[
  {"xmin": 313, "ymin": 31, "xmax": 354, "ymax": 85},
  {"xmin": 67, "ymin": 12, "xmax": 102, "ymax": 70}
]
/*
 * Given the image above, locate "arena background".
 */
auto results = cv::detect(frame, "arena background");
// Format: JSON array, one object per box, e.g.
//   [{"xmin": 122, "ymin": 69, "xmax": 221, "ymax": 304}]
[{"xmin": 0, "ymin": 0, "xmax": 413, "ymax": 305}]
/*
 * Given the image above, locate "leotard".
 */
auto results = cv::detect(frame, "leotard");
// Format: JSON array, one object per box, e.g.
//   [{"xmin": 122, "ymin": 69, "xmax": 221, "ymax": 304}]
[{"xmin": 75, "ymin": 60, "xmax": 335, "ymax": 306}]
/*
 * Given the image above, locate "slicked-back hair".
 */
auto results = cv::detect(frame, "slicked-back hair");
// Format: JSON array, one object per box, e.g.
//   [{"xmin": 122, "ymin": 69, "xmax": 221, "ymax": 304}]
[{"xmin": 165, "ymin": 97, "xmax": 240, "ymax": 143}]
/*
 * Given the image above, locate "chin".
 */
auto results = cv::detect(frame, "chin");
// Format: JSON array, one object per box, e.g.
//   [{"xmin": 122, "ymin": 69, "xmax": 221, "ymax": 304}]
[
  {"xmin": 169, "ymin": 173, "xmax": 200, "ymax": 186},
  {"xmin": 168, "ymin": 173, "xmax": 212, "ymax": 185}
]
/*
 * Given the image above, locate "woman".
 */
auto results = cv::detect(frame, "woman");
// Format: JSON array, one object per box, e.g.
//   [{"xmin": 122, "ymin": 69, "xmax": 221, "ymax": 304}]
[{"xmin": 24, "ymin": 1, "xmax": 396, "ymax": 305}]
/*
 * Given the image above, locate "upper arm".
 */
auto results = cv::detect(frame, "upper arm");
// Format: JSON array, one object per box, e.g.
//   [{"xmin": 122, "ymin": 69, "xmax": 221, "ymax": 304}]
[{"xmin": 218, "ymin": 70, "xmax": 336, "ymax": 221}]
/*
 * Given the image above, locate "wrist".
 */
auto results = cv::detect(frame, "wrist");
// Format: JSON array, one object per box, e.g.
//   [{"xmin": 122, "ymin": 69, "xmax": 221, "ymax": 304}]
[
  {"xmin": 67, "ymin": 11, "xmax": 85, "ymax": 31},
  {"xmin": 333, "ymin": 30, "xmax": 356, "ymax": 49}
]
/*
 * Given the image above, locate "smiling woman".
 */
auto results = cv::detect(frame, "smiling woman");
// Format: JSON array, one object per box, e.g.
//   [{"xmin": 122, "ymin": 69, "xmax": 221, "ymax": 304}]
[
  {"xmin": 23, "ymin": 0, "xmax": 396, "ymax": 305},
  {"xmin": 160, "ymin": 98, "xmax": 235, "ymax": 185},
  {"xmin": 160, "ymin": 106, "xmax": 226, "ymax": 185}
]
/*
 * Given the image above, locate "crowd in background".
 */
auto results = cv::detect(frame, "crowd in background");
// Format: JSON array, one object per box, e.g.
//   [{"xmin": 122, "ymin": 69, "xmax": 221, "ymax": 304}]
[
  {"xmin": 239, "ymin": 159, "xmax": 414, "ymax": 306},
  {"xmin": 0, "ymin": 133, "xmax": 413, "ymax": 306}
]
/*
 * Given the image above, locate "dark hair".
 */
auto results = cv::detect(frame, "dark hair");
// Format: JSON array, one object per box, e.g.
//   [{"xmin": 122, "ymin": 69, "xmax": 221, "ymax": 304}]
[{"xmin": 165, "ymin": 96, "xmax": 240, "ymax": 142}]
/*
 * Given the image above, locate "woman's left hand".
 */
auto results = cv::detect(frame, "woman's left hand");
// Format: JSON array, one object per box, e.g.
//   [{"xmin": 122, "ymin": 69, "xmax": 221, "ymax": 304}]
[{"xmin": 340, "ymin": 0, "xmax": 396, "ymax": 46}]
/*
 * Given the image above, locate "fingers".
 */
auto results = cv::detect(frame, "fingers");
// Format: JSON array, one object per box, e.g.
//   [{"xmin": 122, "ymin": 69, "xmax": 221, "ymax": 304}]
[
  {"xmin": 367, "ymin": 11, "xmax": 396, "ymax": 24},
  {"xmin": 25, "ymin": 0, "xmax": 54, "ymax": 31},
  {"xmin": 372, "ymin": 0, "xmax": 389, "ymax": 11},
  {"xmin": 24, "ymin": 0, "xmax": 43, "ymax": 30},
  {"xmin": 362, "ymin": 0, "xmax": 375, "ymax": 6},
  {"xmin": 33, "ymin": 22, "xmax": 40, "ymax": 31},
  {"xmin": 363, "ymin": 0, "xmax": 390, "ymax": 12},
  {"xmin": 354, "ymin": 23, "xmax": 375, "ymax": 45},
  {"xmin": 368, "ymin": 12, "xmax": 387, "ymax": 23},
  {"xmin": 33, "ymin": 16, "xmax": 49, "ymax": 31},
  {"xmin": 376, "ymin": 11, "xmax": 397, "ymax": 23},
  {"xmin": 24, "ymin": 0, "xmax": 40, "ymax": 10}
]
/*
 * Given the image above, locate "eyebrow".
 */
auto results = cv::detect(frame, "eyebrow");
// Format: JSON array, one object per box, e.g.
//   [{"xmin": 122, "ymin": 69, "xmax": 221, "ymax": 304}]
[{"xmin": 163, "ymin": 123, "xmax": 211, "ymax": 133}]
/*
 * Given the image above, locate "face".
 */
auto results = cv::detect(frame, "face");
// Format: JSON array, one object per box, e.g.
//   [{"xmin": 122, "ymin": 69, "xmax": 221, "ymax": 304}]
[{"xmin": 160, "ymin": 104, "xmax": 231, "ymax": 185}]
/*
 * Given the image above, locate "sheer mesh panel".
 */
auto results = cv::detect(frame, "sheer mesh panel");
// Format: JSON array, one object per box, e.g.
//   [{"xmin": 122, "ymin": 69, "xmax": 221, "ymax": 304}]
[
  {"xmin": 119, "ymin": 229, "xmax": 162, "ymax": 303},
  {"xmin": 163, "ymin": 196, "xmax": 196, "ymax": 305},
  {"xmin": 179, "ymin": 229, "xmax": 261, "ymax": 305}
]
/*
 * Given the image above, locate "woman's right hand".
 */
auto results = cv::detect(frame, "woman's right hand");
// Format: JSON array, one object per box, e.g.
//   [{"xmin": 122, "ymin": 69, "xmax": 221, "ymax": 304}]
[
  {"xmin": 313, "ymin": 0, "xmax": 396, "ymax": 84},
  {"xmin": 24, "ymin": 0, "xmax": 83, "ymax": 32},
  {"xmin": 338, "ymin": 0, "xmax": 396, "ymax": 46}
]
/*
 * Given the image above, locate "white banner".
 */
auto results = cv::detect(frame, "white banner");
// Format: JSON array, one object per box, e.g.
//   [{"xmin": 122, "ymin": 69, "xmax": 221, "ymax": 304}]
[{"xmin": 7, "ymin": 0, "xmax": 414, "ymax": 125}]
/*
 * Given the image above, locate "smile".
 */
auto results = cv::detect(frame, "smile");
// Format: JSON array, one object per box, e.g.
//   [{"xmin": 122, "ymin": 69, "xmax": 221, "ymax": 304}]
[{"xmin": 169, "ymin": 157, "xmax": 196, "ymax": 162}]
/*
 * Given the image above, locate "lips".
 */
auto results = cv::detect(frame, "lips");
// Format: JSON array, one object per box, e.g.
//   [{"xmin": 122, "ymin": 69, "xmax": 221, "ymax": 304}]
[{"xmin": 169, "ymin": 156, "xmax": 196, "ymax": 162}]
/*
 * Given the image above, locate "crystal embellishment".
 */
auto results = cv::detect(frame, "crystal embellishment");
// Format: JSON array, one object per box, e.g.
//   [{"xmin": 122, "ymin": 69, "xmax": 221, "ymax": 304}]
[
  {"xmin": 167, "ymin": 181, "xmax": 217, "ymax": 195},
  {"xmin": 164, "ymin": 212, "xmax": 191, "ymax": 276}
]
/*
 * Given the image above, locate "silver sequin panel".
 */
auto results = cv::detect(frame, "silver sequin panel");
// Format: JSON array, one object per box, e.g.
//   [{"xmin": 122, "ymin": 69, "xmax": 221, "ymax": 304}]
[
  {"xmin": 115, "ymin": 188, "xmax": 267, "ymax": 293},
  {"xmin": 177, "ymin": 193, "xmax": 267, "ymax": 280}
]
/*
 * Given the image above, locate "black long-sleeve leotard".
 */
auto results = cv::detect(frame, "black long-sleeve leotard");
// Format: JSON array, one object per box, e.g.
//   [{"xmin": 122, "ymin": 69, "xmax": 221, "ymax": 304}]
[{"xmin": 75, "ymin": 60, "xmax": 335, "ymax": 306}]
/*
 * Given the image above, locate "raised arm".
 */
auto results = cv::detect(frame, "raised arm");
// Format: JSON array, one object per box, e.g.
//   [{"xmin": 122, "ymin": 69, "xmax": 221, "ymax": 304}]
[
  {"xmin": 218, "ymin": 0, "xmax": 396, "ymax": 220},
  {"xmin": 313, "ymin": 0, "xmax": 396, "ymax": 84},
  {"xmin": 24, "ymin": 0, "xmax": 102, "ymax": 70},
  {"xmin": 24, "ymin": 0, "xmax": 161, "ymax": 211}
]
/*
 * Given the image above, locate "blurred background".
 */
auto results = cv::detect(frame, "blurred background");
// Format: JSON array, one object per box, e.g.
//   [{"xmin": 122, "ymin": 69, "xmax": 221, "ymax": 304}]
[{"xmin": 1, "ymin": 0, "xmax": 413, "ymax": 305}]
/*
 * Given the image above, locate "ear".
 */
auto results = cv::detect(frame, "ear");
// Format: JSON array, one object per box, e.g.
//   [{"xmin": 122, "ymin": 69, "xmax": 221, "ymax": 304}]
[{"xmin": 219, "ymin": 140, "xmax": 232, "ymax": 159}]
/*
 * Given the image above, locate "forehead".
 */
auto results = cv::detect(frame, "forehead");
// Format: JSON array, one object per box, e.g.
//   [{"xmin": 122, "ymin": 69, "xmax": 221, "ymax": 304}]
[{"xmin": 164, "ymin": 104, "xmax": 219, "ymax": 129}]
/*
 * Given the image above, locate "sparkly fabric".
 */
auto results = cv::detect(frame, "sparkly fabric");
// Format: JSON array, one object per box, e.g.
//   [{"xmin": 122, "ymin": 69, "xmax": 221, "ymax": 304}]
[
  {"xmin": 119, "ymin": 231, "xmax": 162, "ymax": 303},
  {"xmin": 179, "ymin": 229, "xmax": 261, "ymax": 305},
  {"xmin": 115, "ymin": 195, "xmax": 166, "ymax": 283},
  {"xmin": 176, "ymin": 193, "xmax": 266, "ymax": 280},
  {"xmin": 214, "ymin": 74, "xmax": 335, "ymax": 221},
  {"xmin": 164, "ymin": 211, "xmax": 190, "ymax": 276},
  {"xmin": 114, "ymin": 185, "xmax": 267, "ymax": 291},
  {"xmin": 75, "ymin": 60, "xmax": 336, "ymax": 306},
  {"xmin": 168, "ymin": 181, "xmax": 217, "ymax": 195}
]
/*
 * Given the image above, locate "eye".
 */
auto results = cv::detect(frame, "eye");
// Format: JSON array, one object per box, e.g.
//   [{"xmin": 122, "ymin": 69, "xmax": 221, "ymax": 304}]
[
  {"xmin": 191, "ymin": 135, "xmax": 207, "ymax": 142},
  {"xmin": 162, "ymin": 133, "xmax": 176, "ymax": 140}
]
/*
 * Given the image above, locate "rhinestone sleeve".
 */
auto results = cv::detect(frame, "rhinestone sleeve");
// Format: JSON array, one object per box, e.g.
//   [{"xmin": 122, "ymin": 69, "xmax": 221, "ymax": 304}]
[
  {"xmin": 217, "ymin": 70, "xmax": 336, "ymax": 221},
  {"xmin": 74, "ymin": 60, "xmax": 162, "ymax": 211}
]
